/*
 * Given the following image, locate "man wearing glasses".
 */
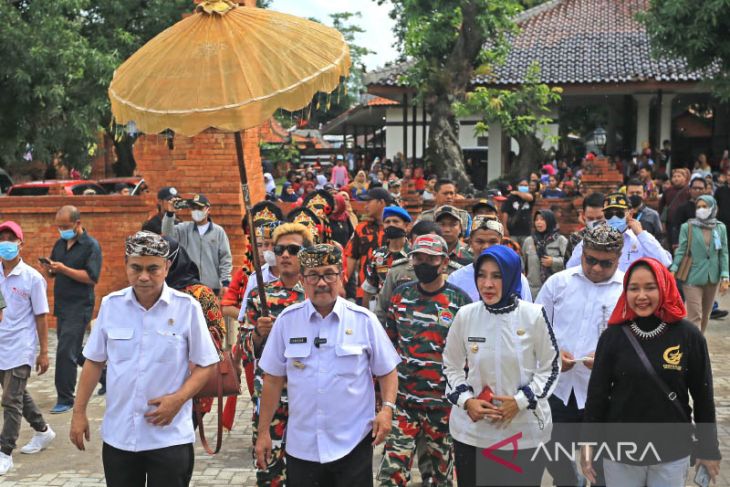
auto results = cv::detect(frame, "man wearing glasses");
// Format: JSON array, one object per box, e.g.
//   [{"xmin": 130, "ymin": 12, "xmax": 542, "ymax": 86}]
[
  {"xmin": 566, "ymin": 193, "xmax": 671, "ymax": 271},
  {"xmin": 256, "ymin": 244, "xmax": 400, "ymax": 487},
  {"xmin": 536, "ymin": 224, "xmax": 625, "ymax": 486},
  {"xmin": 239, "ymin": 223, "xmax": 312, "ymax": 487}
]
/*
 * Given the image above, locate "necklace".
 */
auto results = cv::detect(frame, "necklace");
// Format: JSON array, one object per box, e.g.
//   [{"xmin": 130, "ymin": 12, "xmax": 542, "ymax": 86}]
[{"xmin": 629, "ymin": 321, "xmax": 667, "ymax": 339}]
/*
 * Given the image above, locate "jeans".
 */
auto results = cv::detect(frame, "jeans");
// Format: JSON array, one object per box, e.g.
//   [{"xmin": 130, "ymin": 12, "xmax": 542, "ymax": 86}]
[
  {"xmin": 102, "ymin": 442, "xmax": 194, "ymax": 487},
  {"xmin": 55, "ymin": 311, "xmax": 91, "ymax": 405},
  {"xmin": 287, "ymin": 432, "xmax": 373, "ymax": 487},
  {"xmin": 0, "ymin": 366, "xmax": 46, "ymax": 454},
  {"xmin": 603, "ymin": 456, "xmax": 690, "ymax": 487}
]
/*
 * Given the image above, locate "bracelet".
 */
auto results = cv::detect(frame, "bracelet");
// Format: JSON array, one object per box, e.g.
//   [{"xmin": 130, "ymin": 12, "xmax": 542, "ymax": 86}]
[{"xmin": 382, "ymin": 401, "xmax": 396, "ymax": 413}]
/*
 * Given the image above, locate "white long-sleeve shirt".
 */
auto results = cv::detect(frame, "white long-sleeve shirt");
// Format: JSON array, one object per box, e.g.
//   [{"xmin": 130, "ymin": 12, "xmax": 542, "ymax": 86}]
[
  {"xmin": 535, "ymin": 266, "xmax": 624, "ymax": 409},
  {"xmin": 566, "ymin": 229, "xmax": 671, "ymax": 271},
  {"xmin": 443, "ymin": 300, "xmax": 559, "ymax": 450}
]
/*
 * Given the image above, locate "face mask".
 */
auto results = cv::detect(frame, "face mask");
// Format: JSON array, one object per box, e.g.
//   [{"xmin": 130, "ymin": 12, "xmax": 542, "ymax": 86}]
[
  {"xmin": 263, "ymin": 249, "xmax": 277, "ymax": 267},
  {"xmin": 59, "ymin": 228, "xmax": 76, "ymax": 240},
  {"xmin": 628, "ymin": 195, "xmax": 643, "ymax": 209},
  {"xmin": 585, "ymin": 219, "xmax": 605, "ymax": 230},
  {"xmin": 413, "ymin": 262, "xmax": 441, "ymax": 284},
  {"xmin": 696, "ymin": 207, "xmax": 712, "ymax": 220},
  {"xmin": 384, "ymin": 226, "xmax": 407, "ymax": 239},
  {"xmin": 518, "ymin": 185, "xmax": 529, "ymax": 193},
  {"xmin": 606, "ymin": 216, "xmax": 627, "ymax": 233},
  {"xmin": 0, "ymin": 242, "xmax": 19, "ymax": 261},
  {"xmin": 191, "ymin": 210, "xmax": 207, "ymax": 222}
]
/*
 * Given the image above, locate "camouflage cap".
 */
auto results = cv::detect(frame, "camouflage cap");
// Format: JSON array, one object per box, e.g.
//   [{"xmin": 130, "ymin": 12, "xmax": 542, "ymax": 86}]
[
  {"xmin": 583, "ymin": 223, "xmax": 623, "ymax": 253},
  {"xmin": 298, "ymin": 244, "xmax": 342, "ymax": 269},
  {"xmin": 471, "ymin": 215, "xmax": 504, "ymax": 237},
  {"xmin": 408, "ymin": 234, "xmax": 449, "ymax": 257},
  {"xmin": 125, "ymin": 230, "xmax": 170, "ymax": 258}
]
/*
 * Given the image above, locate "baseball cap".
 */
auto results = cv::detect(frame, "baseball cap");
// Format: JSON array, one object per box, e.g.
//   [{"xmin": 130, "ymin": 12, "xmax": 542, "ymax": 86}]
[
  {"xmin": 361, "ymin": 187, "xmax": 394, "ymax": 204},
  {"xmin": 157, "ymin": 186, "xmax": 178, "ymax": 201},
  {"xmin": 408, "ymin": 234, "xmax": 448, "ymax": 257},
  {"xmin": 434, "ymin": 205, "xmax": 462, "ymax": 223},
  {"xmin": 189, "ymin": 194, "xmax": 211, "ymax": 208},
  {"xmin": 603, "ymin": 192, "xmax": 629, "ymax": 210},
  {"xmin": 472, "ymin": 199, "xmax": 497, "ymax": 214},
  {"xmin": 0, "ymin": 221, "xmax": 23, "ymax": 241},
  {"xmin": 382, "ymin": 206, "xmax": 412, "ymax": 223}
]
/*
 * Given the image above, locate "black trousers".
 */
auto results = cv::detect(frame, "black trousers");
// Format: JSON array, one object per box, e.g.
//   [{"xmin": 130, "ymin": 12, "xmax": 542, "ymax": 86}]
[
  {"xmin": 55, "ymin": 312, "xmax": 90, "ymax": 404},
  {"xmin": 286, "ymin": 432, "xmax": 373, "ymax": 487},
  {"xmin": 547, "ymin": 393, "xmax": 605, "ymax": 487},
  {"xmin": 102, "ymin": 442, "xmax": 194, "ymax": 487},
  {"xmin": 454, "ymin": 440, "xmax": 545, "ymax": 487}
]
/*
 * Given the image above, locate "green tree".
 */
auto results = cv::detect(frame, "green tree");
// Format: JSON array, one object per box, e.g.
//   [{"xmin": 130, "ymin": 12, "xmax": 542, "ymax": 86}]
[{"xmin": 640, "ymin": 0, "xmax": 730, "ymax": 99}]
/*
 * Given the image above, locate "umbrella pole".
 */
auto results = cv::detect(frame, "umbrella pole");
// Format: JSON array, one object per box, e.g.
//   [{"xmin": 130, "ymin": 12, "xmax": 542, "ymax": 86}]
[{"xmin": 234, "ymin": 131, "xmax": 270, "ymax": 318}]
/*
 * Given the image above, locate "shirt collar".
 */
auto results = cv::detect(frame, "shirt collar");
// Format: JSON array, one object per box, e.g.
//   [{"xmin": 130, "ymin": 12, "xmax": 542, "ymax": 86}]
[
  {"xmin": 306, "ymin": 296, "xmax": 345, "ymax": 321},
  {"xmin": 570, "ymin": 265, "xmax": 624, "ymax": 285},
  {"xmin": 2, "ymin": 258, "xmax": 27, "ymax": 278},
  {"xmin": 125, "ymin": 283, "xmax": 173, "ymax": 307}
]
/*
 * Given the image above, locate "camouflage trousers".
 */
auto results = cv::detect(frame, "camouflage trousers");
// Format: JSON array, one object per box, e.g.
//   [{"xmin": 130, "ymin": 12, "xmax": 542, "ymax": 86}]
[
  {"xmin": 251, "ymin": 395, "xmax": 288, "ymax": 486},
  {"xmin": 378, "ymin": 406, "xmax": 453, "ymax": 486}
]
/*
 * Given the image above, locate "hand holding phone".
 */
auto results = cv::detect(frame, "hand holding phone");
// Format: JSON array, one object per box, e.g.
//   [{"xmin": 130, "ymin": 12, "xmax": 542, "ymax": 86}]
[
  {"xmin": 694, "ymin": 464, "xmax": 710, "ymax": 487},
  {"xmin": 38, "ymin": 257, "xmax": 51, "ymax": 265}
]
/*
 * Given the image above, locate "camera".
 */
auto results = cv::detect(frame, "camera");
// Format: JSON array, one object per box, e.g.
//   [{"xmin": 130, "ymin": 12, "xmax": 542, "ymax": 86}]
[{"xmin": 172, "ymin": 198, "xmax": 190, "ymax": 210}]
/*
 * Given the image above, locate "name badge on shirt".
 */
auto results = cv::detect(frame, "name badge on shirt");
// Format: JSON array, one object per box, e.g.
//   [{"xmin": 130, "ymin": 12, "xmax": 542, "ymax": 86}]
[
  {"xmin": 468, "ymin": 337, "xmax": 486, "ymax": 343},
  {"xmin": 289, "ymin": 337, "xmax": 307, "ymax": 344}
]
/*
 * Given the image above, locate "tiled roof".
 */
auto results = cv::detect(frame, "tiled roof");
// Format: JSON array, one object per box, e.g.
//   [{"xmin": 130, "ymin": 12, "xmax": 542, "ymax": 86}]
[{"xmin": 366, "ymin": 0, "xmax": 708, "ymax": 88}]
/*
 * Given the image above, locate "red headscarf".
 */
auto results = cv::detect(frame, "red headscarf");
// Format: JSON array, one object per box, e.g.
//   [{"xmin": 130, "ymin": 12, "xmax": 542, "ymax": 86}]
[
  {"xmin": 608, "ymin": 258, "xmax": 686, "ymax": 326},
  {"xmin": 329, "ymin": 194, "xmax": 349, "ymax": 222}
]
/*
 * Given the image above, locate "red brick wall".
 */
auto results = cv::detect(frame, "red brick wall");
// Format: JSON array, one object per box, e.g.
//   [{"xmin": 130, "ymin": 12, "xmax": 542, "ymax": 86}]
[{"xmin": 0, "ymin": 195, "xmax": 153, "ymax": 326}]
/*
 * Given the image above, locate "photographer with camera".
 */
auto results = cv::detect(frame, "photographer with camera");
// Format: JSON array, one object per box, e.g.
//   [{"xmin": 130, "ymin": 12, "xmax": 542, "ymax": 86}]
[
  {"xmin": 141, "ymin": 187, "xmax": 181, "ymax": 235},
  {"xmin": 162, "ymin": 194, "xmax": 232, "ymax": 297}
]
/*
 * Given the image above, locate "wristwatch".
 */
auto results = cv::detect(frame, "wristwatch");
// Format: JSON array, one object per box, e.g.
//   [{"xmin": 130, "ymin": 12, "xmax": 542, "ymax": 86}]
[{"xmin": 382, "ymin": 401, "xmax": 397, "ymax": 413}]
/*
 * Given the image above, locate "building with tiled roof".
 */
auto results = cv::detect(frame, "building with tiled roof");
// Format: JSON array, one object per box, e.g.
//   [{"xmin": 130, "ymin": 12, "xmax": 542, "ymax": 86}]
[{"xmin": 359, "ymin": 0, "xmax": 728, "ymax": 186}]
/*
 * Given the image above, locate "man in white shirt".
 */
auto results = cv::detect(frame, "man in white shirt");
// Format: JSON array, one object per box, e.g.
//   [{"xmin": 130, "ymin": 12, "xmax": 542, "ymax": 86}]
[
  {"xmin": 0, "ymin": 221, "xmax": 55, "ymax": 475},
  {"xmin": 256, "ymin": 244, "xmax": 400, "ymax": 487},
  {"xmin": 536, "ymin": 224, "xmax": 625, "ymax": 486},
  {"xmin": 447, "ymin": 216, "xmax": 533, "ymax": 302},
  {"xmin": 566, "ymin": 192, "xmax": 672, "ymax": 271},
  {"xmin": 70, "ymin": 231, "xmax": 220, "ymax": 487}
]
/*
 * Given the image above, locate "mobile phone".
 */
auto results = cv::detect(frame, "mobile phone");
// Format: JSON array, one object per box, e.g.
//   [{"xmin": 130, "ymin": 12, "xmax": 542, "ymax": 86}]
[
  {"xmin": 38, "ymin": 257, "xmax": 51, "ymax": 265},
  {"xmin": 694, "ymin": 464, "xmax": 710, "ymax": 487},
  {"xmin": 172, "ymin": 198, "xmax": 190, "ymax": 210},
  {"xmin": 477, "ymin": 385, "xmax": 494, "ymax": 403}
]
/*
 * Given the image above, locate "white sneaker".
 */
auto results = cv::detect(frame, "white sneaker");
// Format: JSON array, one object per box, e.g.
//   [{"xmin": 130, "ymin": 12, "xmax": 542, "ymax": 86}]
[
  {"xmin": 0, "ymin": 452, "xmax": 12, "ymax": 475},
  {"xmin": 20, "ymin": 426, "xmax": 56, "ymax": 454}
]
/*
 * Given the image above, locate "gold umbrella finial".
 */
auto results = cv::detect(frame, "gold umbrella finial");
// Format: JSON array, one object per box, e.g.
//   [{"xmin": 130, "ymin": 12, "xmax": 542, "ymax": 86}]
[{"xmin": 195, "ymin": 0, "xmax": 237, "ymax": 15}]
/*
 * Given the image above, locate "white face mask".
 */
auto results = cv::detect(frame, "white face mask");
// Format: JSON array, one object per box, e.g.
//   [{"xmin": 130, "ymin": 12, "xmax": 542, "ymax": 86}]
[
  {"xmin": 263, "ymin": 250, "xmax": 277, "ymax": 267},
  {"xmin": 191, "ymin": 209, "xmax": 208, "ymax": 222},
  {"xmin": 696, "ymin": 207, "xmax": 712, "ymax": 220}
]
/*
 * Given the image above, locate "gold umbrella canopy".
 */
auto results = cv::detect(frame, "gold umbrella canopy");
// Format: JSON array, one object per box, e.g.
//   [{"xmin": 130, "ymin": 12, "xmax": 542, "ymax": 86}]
[{"xmin": 109, "ymin": 0, "xmax": 351, "ymax": 136}]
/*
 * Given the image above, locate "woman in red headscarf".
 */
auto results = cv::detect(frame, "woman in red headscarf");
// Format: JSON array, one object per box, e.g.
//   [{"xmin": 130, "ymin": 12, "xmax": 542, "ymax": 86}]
[{"xmin": 581, "ymin": 258, "xmax": 720, "ymax": 486}]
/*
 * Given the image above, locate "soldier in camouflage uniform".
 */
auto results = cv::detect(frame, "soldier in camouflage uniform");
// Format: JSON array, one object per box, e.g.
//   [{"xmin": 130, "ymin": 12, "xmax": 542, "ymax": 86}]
[
  {"xmin": 362, "ymin": 206, "xmax": 412, "ymax": 307},
  {"xmin": 240, "ymin": 223, "xmax": 312, "ymax": 487},
  {"xmin": 434, "ymin": 205, "xmax": 473, "ymax": 266},
  {"xmin": 378, "ymin": 234, "xmax": 472, "ymax": 487}
]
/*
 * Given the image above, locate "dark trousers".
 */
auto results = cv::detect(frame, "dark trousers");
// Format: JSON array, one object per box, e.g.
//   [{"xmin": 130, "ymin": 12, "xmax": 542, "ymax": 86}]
[
  {"xmin": 55, "ymin": 312, "xmax": 90, "ymax": 404},
  {"xmin": 454, "ymin": 440, "xmax": 545, "ymax": 487},
  {"xmin": 287, "ymin": 432, "xmax": 373, "ymax": 487},
  {"xmin": 0, "ymin": 366, "xmax": 46, "ymax": 454},
  {"xmin": 102, "ymin": 442, "xmax": 194, "ymax": 487},
  {"xmin": 547, "ymin": 393, "xmax": 604, "ymax": 487}
]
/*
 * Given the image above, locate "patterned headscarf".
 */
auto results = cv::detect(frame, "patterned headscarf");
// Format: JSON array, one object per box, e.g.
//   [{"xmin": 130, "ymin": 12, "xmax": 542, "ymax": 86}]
[
  {"xmin": 298, "ymin": 244, "xmax": 342, "ymax": 269},
  {"xmin": 471, "ymin": 216, "xmax": 504, "ymax": 237},
  {"xmin": 125, "ymin": 231, "xmax": 169, "ymax": 258},
  {"xmin": 582, "ymin": 223, "xmax": 623, "ymax": 254}
]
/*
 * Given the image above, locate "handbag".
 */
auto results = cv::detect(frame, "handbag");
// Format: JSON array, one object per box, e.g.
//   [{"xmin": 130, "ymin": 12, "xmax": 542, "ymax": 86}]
[
  {"xmin": 675, "ymin": 224, "xmax": 693, "ymax": 282},
  {"xmin": 194, "ymin": 350, "xmax": 242, "ymax": 454},
  {"xmin": 622, "ymin": 327, "xmax": 699, "ymax": 464}
]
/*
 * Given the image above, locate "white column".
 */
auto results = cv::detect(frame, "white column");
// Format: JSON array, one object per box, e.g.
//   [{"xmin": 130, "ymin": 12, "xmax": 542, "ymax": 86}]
[
  {"xmin": 634, "ymin": 94, "xmax": 654, "ymax": 154},
  {"xmin": 659, "ymin": 93, "xmax": 676, "ymax": 148},
  {"xmin": 487, "ymin": 121, "xmax": 503, "ymax": 182}
]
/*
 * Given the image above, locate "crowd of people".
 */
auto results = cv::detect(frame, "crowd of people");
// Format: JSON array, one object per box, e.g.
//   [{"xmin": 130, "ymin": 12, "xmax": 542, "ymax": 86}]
[{"xmin": 0, "ymin": 146, "xmax": 726, "ymax": 487}]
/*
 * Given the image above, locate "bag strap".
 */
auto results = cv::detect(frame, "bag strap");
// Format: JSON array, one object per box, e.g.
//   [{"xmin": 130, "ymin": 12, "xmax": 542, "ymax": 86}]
[
  {"xmin": 195, "ymin": 362, "xmax": 224, "ymax": 455},
  {"xmin": 621, "ymin": 326, "xmax": 689, "ymax": 423},
  {"xmin": 686, "ymin": 222, "xmax": 693, "ymax": 258}
]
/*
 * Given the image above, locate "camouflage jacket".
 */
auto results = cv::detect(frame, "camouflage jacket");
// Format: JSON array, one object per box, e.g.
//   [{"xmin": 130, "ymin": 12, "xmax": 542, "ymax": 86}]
[
  {"xmin": 449, "ymin": 240, "xmax": 473, "ymax": 267},
  {"xmin": 386, "ymin": 282, "xmax": 472, "ymax": 409},
  {"xmin": 362, "ymin": 245, "xmax": 410, "ymax": 295}
]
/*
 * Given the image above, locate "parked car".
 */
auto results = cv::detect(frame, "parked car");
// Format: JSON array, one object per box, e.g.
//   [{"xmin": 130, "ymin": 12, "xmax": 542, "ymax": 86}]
[
  {"xmin": 0, "ymin": 168, "xmax": 14, "ymax": 194},
  {"xmin": 6, "ymin": 180, "xmax": 108, "ymax": 196},
  {"xmin": 97, "ymin": 176, "xmax": 145, "ymax": 194}
]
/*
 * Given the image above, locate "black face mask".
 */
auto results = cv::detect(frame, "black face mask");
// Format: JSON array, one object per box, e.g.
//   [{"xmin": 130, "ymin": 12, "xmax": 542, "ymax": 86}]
[
  {"xmin": 628, "ymin": 194, "xmax": 643, "ymax": 209},
  {"xmin": 384, "ymin": 226, "xmax": 407, "ymax": 239},
  {"xmin": 413, "ymin": 262, "xmax": 440, "ymax": 284}
]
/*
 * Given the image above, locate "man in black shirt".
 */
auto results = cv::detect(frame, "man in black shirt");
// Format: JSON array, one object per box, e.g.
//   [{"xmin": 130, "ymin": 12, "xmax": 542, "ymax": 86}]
[
  {"xmin": 40, "ymin": 206, "xmax": 102, "ymax": 414},
  {"xmin": 500, "ymin": 178, "xmax": 535, "ymax": 246}
]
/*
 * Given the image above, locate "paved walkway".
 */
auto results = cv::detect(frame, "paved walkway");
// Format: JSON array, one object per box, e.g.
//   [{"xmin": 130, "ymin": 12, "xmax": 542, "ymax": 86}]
[{"xmin": 3, "ymin": 294, "xmax": 730, "ymax": 486}]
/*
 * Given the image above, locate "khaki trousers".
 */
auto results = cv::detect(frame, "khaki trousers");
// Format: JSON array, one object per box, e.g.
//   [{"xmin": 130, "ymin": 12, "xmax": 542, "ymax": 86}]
[{"xmin": 683, "ymin": 282, "xmax": 719, "ymax": 332}]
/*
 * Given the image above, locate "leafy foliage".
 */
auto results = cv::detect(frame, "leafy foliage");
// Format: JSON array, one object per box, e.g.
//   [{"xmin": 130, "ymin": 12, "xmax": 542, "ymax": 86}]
[{"xmin": 640, "ymin": 0, "xmax": 730, "ymax": 99}]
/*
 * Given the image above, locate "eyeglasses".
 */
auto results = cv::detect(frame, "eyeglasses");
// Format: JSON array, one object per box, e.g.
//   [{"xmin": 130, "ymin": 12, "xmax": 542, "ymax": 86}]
[
  {"xmin": 603, "ymin": 209, "xmax": 625, "ymax": 219},
  {"xmin": 302, "ymin": 272, "xmax": 339, "ymax": 284},
  {"xmin": 584, "ymin": 255, "xmax": 616, "ymax": 269},
  {"xmin": 690, "ymin": 186, "xmax": 705, "ymax": 192},
  {"xmin": 273, "ymin": 244, "xmax": 302, "ymax": 256}
]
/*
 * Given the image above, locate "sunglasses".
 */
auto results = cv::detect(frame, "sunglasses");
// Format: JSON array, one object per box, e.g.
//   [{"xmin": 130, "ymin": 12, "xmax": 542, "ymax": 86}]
[
  {"xmin": 273, "ymin": 244, "xmax": 302, "ymax": 256},
  {"xmin": 603, "ymin": 209, "xmax": 625, "ymax": 219},
  {"xmin": 584, "ymin": 254, "xmax": 616, "ymax": 269}
]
